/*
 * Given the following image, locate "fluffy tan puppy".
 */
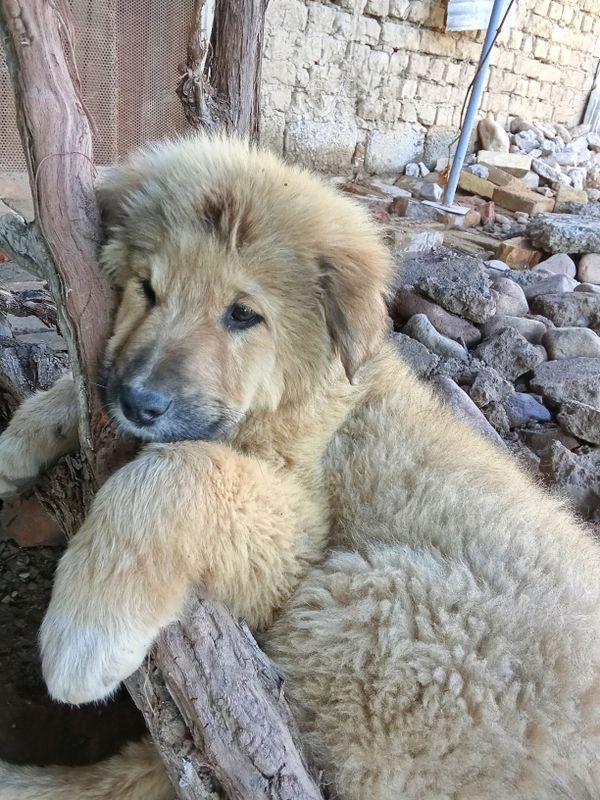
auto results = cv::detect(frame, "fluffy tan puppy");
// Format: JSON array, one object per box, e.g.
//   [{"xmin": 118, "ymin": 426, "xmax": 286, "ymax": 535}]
[{"xmin": 0, "ymin": 136, "xmax": 599, "ymax": 800}]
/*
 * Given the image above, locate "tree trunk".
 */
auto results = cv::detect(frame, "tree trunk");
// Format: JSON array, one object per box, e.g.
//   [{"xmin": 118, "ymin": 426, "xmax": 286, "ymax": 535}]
[
  {"xmin": 177, "ymin": 0, "xmax": 269, "ymax": 140},
  {"xmin": 0, "ymin": 2, "xmax": 322, "ymax": 798}
]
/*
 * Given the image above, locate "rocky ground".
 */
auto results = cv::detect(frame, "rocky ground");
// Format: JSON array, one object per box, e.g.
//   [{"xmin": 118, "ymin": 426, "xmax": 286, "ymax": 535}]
[{"xmin": 386, "ymin": 214, "xmax": 600, "ymax": 529}]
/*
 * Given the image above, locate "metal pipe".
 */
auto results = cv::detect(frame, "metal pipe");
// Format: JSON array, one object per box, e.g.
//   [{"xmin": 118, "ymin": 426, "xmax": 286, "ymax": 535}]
[{"xmin": 443, "ymin": 0, "xmax": 508, "ymax": 206}]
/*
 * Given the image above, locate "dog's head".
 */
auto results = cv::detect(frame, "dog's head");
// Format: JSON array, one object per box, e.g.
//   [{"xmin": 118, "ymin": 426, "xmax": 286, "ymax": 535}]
[{"xmin": 97, "ymin": 136, "xmax": 391, "ymax": 442}]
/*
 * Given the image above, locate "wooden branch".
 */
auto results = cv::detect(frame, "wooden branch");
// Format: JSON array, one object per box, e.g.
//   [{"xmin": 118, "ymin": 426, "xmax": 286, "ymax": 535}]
[
  {"xmin": 177, "ymin": 0, "xmax": 270, "ymax": 140},
  {"xmin": 0, "ymin": 0, "xmax": 113, "ymax": 493},
  {"xmin": 1, "ymin": 2, "xmax": 321, "ymax": 798}
]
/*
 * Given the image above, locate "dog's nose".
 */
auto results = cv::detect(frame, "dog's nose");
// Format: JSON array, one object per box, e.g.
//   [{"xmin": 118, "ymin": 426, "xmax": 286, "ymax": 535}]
[{"xmin": 119, "ymin": 382, "xmax": 172, "ymax": 426}]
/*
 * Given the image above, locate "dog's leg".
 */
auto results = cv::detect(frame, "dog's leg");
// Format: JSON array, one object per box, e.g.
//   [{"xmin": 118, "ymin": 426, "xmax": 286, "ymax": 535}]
[
  {"xmin": 41, "ymin": 440, "xmax": 324, "ymax": 705},
  {"xmin": 0, "ymin": 374, "xmax": 79, "ymax": 496}
]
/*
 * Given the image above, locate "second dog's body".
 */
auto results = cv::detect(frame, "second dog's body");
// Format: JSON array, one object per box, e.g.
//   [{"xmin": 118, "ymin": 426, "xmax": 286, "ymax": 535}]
[{"xmin": 0, "ymin": 138, "xmax": 599, "ymax": 799}]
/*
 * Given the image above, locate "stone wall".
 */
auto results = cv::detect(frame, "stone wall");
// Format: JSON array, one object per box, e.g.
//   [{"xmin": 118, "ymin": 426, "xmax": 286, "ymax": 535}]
[{"xmin": 260, "ymin": 0, "xmax": 600, "ymax": 174}]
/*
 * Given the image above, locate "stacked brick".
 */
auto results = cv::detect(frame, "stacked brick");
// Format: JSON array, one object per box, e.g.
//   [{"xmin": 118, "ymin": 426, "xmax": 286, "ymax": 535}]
[{"xmin": 260, "ymin": 0, "xmax": 600, "ymax": 174}]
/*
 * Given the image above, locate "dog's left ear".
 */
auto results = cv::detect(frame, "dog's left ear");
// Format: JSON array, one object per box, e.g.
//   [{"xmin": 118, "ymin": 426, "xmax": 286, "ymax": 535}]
[{"xmin": 318, "ymin": 243, "xmax": 391, "ymax": 382}]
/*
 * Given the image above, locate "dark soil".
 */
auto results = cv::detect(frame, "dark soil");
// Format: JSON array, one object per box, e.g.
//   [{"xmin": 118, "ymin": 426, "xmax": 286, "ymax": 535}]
[{"xmin": 0, "ymin": 538, "xmax": 146, "ymax": 766}]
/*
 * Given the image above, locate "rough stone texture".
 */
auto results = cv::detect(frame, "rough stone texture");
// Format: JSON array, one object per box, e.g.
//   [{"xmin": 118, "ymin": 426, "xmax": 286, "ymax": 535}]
[
  {"xmin": 478, "ymin": 117, "xmax": 510, "ymax": 152},
  {"xmin": 577, "ymin": 254, "xmax": 600, "ymax": 285},
  {"xmin": 469, "ymin": 366, "xmax": 514, "ymax": 407},
  {"xmin": 524, "ymin": 274, "xmax": 579, "ymax": 299},
  {"xmin": 558, "ymin": 401, "xmax": 600, "ymax": 445},
  {"xmin": 408, "ymin": 252, "xmax": 497, "ymax": 324},
  {"xmin": 365, "ymin": 125, "xmax": 426, "ymax": 174},
  {"xmin": 260, "ymin": 0, "xmax": 598, "ymax": 173},
  {"xmin": 530, "ymin": 358, "xmax": 600, "ymax": 409},
  {"xmin": 389, "ymin": 332, "xmax": 439, "ymax": 378},
  {"xmin": 531, "ymin": 293, "xmax": 600, "ymax": 333},
  {"xmin": 403, "ymin": 314, "xmax": 468, "ymax": 361},
  {"xmin": 430, "ymin": 376, "xmax": 506, "ymax": 449},
  {"xmin": 391, "ymin": 289, "xmax": 482, "ymax": 346},
  {"xmin": 284, "ymin": 115, "xmax": 360, "ymax": 172},
  {"xmin": 540, "ymin": 442, "xmax": 600, "ymax": 518},
  {"xmin": 533, "ymin": 253, "xmax": 576, "ymax": 278},
  {"xmin": 504, "ymin": 392, "xmax": 551, "ymax": 428},
  {"xmin": 480, "ymin": 315, "xmax": 547, "ymax": 344},
  {"xmin": 475, "ymin": 328, "xmax": 545, "ymax": 381},
  {"xmin": 491, "ymin": 277, "xmax": 529, "ymax": 316},
  {"xmin": 527, "ymin": 211, "xmax": 600, "ymax": 254},
  {"xmin": 542, "ymin": 327, "xmax": 600, "ymax": 359}
]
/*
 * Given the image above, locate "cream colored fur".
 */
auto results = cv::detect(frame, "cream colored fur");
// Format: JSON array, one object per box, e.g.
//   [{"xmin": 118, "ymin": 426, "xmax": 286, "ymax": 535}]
[{"xmin": 0, "ymin": 136, "xmax": 599, "ymax": 799}]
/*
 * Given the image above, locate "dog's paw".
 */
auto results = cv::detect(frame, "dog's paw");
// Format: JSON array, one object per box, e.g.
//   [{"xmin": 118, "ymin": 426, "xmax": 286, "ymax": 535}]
[
  {"xmin": 0, "ymin": 434, "xmax": 41, "ymax": 497},
  {"xmin": 40, "ymin": 610, "xmax": 153, "ymax": 705}
]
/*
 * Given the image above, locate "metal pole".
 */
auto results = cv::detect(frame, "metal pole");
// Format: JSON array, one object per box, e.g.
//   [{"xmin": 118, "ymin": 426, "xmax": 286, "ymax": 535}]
[{"xmin": 443, "ymin": 0, "xmax": 508, "ymax": 206}]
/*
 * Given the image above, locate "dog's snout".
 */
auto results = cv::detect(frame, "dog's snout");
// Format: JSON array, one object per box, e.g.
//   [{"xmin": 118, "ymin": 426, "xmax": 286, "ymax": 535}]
[{"xmin": 119, "ymin": 382, "xmax": 172, "ymax": 426}]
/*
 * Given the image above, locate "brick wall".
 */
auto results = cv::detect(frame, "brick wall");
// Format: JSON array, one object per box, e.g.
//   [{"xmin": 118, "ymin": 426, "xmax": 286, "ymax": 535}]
[{"xmin": 260, "ymin": 0, "xmax": 600, "ymax": 173}]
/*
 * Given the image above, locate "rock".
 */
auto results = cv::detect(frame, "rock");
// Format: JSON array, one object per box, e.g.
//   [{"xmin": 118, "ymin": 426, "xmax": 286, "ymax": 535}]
[
  {"xmin": 415, "ymin": 270, "xmax": 496, "ymax": 325},
  {"xmin": 485, "ymin": 259, "xmax": 509, "ymax": 272},
  {"xmin": 491, "ymin": 276, "xmax": 529, "ymax": 316},
  {"xmin": 492, "ymin": 184, "xmax": 555, "ymax": 215},
  {"xmin": 402, "ymin": 314, "xmax": 469, "ymax": 361},
  {"xmin": 506, "ymin": 269, "xmax": 551, "ymax": 288},
  {"xmin": 467, "ymin": 164, "xmax": 490, "ymax": 178},
  {"xmin": 413, "ymin": 181, "xmax": 443, "ymax": 202},
  {"xmin": 533, "ymin": 253, "xmax": 576, "ymax": 277},
  {"xmin": 555, "ymin": 123, "xmax": 571, "ymax": 145},
  {"xmin": 390, "ymin": 332, "xmax": 439, "ymax": 378},
  {"xmin": 495, "ymin": 213, "xmax": 511, "ymax": 226},
  {"xmin": 558, "ymin": 401, "xmax": 600, "ymax": 445},
  {"xmin": 478, "ymin": 116, "xmax": 510, "ymax": 152},
  {"xmin": 504, "ymin": 392, "xmax": 552, "ymax": 427},
  {"xmin": 481, "ymin": 401, "xmax": 511, "ymax": 434},
  {"xmin": 554, "ymin": 185, "xmax": 588, "ymax": 209},
  {"xmin": 430, "ymin": 375, "xmax": 506, "ymax": 449},
  {"xmin": 418, "ymin": 162, "xmax": 430, "ymax": 177},
  {"xmin": 458, "ymin": 170, "xmax": 495, "ymax": 199},
  {"xmin": 569, "ymin": 167, "xmax": 587, "ymax": 192},
  {"xmin": 514, "ymin": 129, "xmax": 541, "ymax": 153},
  {"xmin": 469, "ymin": 366, "xmax": 514, "ymax": 407},
  {"xmin": 577, "ymin": 254, "xmax": 600, "ymax": 285},
  {"xmin": 530, "ymin": 358, "xmax": 600, "ymax": 408},
  {"xmin": 531, "ymin": 293, "xmax": 600, "ymax": 333},
  {"xmin": 475, "ymin": 327, "xmax": 545, "ymax": 381},
  {"xmin": 495, "ymin": 236, "xmax": 542, "ymax": 269},
  {"xmin": 515, "ymin": 212, "xmax": 530, "ymax": 224},
  {"xmin": 480, "ymin": 314, "xmax": 547, "ymax": 344},
  {"xmin": 587, "ymin": 188, "xmax": 600, "ymax": 202},
  {"xmin": 391, "ymin": 289, "xmax": 482, "ymax": 347},
  {"xmin": 405, "ymin": 162, "xmax": 420, "ymax": 177},
  {"xmin": 527, "ymin": 209, "xmax": 600, "ymax": 254},
  {"xmin": 478, "ymin": 201, "xmax": 495, "ymax": 225},
  {"xmin": 588, "ymin": 132, "xmax": 600, "ymax": 153},
  {"xmin": 540, "ymin": 442, "xmax": 600, "ymax": 518},
  {"xmin": 542, "ymin": 327, "xmax": 600, "ymax": 359},
  {"xmin": 522, "ymin": 171, "xmax": 540, "ymax": 189},
  {"xmin": 576, "ymin": 283, "xmax": 600, "ymax": 295},
  {"xmin": 531, "ymin": 158, "xmax": 562, "ymax": 184},
  {"xmin": 477, "ymin": 150, "xmax": 532, "ymax": 177},
  {"xmin": 524, "ymin": 274, "xmax": 579, "ymax": 299},
  {"xmin": 522, "ymin": 426, "xmax": 579, "ymax": 455}
]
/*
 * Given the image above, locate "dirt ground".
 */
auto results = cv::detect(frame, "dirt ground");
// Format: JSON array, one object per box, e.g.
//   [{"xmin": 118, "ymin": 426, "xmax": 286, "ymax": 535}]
[{"xmin": 0, "ymin": 537, "xmax": 145, "ymax": 766}]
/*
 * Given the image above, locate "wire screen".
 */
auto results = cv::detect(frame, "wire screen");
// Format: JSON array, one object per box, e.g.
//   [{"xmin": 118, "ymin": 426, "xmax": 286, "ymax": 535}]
[{"xmin": 0, "ymin": 0, "xmax": 194, "ymax": 170}]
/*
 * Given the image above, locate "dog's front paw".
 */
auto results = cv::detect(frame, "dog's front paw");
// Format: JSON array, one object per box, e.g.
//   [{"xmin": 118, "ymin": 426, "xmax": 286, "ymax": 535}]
[
  {"xmin": 40, "ymin": 610, "xmax": 153, "ymax": 705},
  {"xmin": 0, "ymin": 433, "xmax": 41, "ymax": 497}
]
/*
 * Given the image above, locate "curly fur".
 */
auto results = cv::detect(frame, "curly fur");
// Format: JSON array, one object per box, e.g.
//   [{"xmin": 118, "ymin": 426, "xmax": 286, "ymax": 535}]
[{"xmin": 0, "ymin": 136, "xmax": 599, "ymax": 800}]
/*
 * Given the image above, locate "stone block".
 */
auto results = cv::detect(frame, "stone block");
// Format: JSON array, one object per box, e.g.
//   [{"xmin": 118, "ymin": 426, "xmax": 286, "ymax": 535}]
[
  {"xmin": 285, "ymin": 116, "xmax": 358, "ymax": 173},
  {"xmin": 495, "ymin": 237, "xmax": 542, "ymax": 269},
  {"xmin": 477, "ymin": 150, "xmax": 532, "ymax": 177},
  {"xmin": 554, "ymin": 185, "xmax": 589, "ymax": 209},
  {"xmin": 365, "ymin": 125, "xmax": 426, "ymax": 174},
  {"xmin": 458, "ymin": 170, "xmax": 495, "ymax": 199},
  {"xmin": 493, "ymin": 185, "xmax": 556, "ymax": 215}
]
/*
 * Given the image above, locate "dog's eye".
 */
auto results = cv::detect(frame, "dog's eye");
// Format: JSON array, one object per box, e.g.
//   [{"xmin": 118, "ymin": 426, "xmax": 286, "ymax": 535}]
[
  {"xmin": 226, "ymin": 303, "xmax": 263, "ymax": 330},
  {"xmin": 140, "ymin": 279, "xmax": 156, "ymax": 307}
]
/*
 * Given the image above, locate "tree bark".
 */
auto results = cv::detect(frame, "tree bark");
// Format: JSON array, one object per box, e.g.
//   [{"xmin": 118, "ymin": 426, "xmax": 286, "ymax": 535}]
[
  {"xmin": 177, "ymin": 0, "xmax": 269, "ymax": 140},
  {"xmin": 0, "ymin": 2, "xmax": 322, "ymax": 798}
]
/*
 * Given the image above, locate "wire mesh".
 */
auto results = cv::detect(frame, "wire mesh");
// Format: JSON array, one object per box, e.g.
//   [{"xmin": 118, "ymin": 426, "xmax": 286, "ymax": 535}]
[{"xmin": 0, "ymin": 0, "xmax": 194, "ymax": 170}]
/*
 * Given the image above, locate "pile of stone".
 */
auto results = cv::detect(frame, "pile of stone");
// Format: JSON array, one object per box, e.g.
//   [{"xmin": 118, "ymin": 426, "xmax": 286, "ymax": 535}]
[{"xmin": 388, "ymin": 244, "xmax": 600, "ymax": 527}]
